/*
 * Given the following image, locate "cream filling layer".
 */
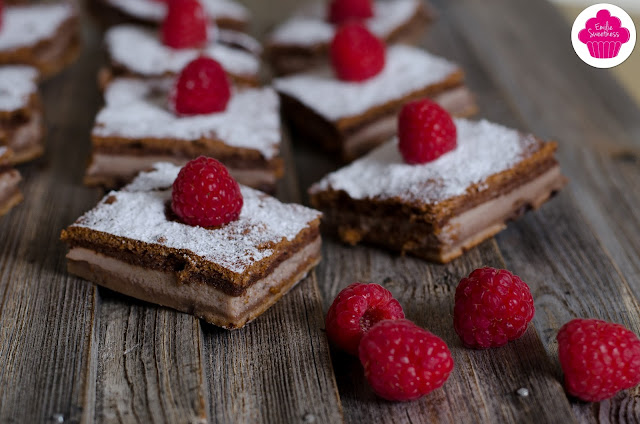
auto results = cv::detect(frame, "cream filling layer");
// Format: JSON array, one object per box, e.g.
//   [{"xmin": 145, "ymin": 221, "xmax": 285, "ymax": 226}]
[
  {"xmin": 87, "ymin": 153, "xmax": 277, "ymax": 187},
  {"xmin": 66, "ymin": 237, "xmax": 321, "ymax": 323}
]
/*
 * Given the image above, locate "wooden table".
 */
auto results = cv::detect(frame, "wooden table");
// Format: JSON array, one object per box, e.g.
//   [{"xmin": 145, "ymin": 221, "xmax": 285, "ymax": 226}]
[{"xmin": 2, "ymin": 0, "xmax": 640, "ymax": 422}]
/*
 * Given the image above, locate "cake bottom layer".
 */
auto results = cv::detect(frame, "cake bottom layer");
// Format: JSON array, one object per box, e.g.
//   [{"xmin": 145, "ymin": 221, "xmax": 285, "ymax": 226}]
[
  {"xmin": 321, "ymin": 166, "xmax": 566, "ymax": 263},
  {"xmin": 1, "ymin": 110, "xmax": 45, "ymax": 164},
  {"xmin": 66, "ymin": 237, "xmax": 322, "ymax": 329},
  {"xmin": 85, "ymin": 153, "xmax": 279, "ymax": 192},
  {"xmin": 0, "ymin": 170, "xmax": 23, "ymax": 217}
]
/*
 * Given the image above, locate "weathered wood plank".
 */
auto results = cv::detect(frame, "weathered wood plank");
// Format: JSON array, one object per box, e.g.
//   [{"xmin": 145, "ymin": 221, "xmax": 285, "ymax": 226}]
[{"xmin": 0, "ymin": 21, "xmax": 102, "ymax": 424}]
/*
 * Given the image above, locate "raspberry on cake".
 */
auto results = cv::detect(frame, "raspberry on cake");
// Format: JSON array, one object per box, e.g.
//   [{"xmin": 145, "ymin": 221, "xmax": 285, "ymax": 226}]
[
  {"xmin": 330, "ymin": 23, "xmax": 385, "ymax": 82},
  {"xmin": 309, "ymin": 118, "xmax": 567, "ymax": 263},
  {"xmin": 61, "ymin": 162, "xmax": 323, "ymax": 329},
  {"xmin": 86, "ymin": 63, "xmax": 283, "ymax": 191},
  {"xmin": 275, "ymin": 45, "xmax": 477, "ymax": 161},
  {"xmin": 266, "ymin": 0, "xmax": 432, "ymax": 75},
  {"xmin": 0, "ymin": 66, "xmax": 45, "ymax": 164},
  {"xmin": 0, "ymin": 3, "xmax": 80, "ymax": 78},
  {"xmin": 0, "ymin": 147, "xmax": 22, "ymax": 217},
  {"xmin": 557, "ymin": 319, "xmax": 640, "ymax": 402},
  {"xmin": 161, "ymin": 0, "xmax": 208, "ymax": 49},
  {"xmin": 94, "ymin": 0, "xmax": 250, "ymax": 32},
  {"xmin": 99, "ymin": 24, "xmax": 261, "ymax": 89}
]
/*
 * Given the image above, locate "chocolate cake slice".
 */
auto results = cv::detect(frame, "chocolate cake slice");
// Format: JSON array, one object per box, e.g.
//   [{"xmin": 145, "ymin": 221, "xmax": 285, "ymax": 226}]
[
  {"xmin": 86, "ymin": 78, "xmax": 283, "ymax": 191},
  {"xmin": 266, "ymin": 0, "xmax": 432, "ymax": 75},
  {"xmin": 309, "ymin": 119, "xmax": 567, "ymax": 263},
  {"xmin": 0, "ymin": 147, "xmax": 23, "ymax": 217},
  {"xmin": 62, "ymin": 163, "xmax": 322, "ymax": 329},
  {"xmin": 0, "ymin": 4, "xmax": 80, "ymax": 78},
  {"xmin": 0, "ymin": 66, "xmax": 45, "ymax": 164},
  {"xmin": 99, "ymin": 25, "xmax": 261, "ymax": 89},
  {"xmin": 275, "ymin": 45, "xmax": 477, "ymax": 161}
]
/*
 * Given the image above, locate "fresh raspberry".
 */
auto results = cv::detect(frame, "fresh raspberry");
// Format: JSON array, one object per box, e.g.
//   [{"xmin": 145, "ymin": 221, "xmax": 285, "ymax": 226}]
[
  {"xmin": 328, "ymin": 0, "xmax": 373, "ymax": 24},
  {"xmin": 161, "ymin": 0, "xmax": 208, "ymax": 49},
  {"xmin": 171, "ymin": 57, "xmax": 231, "ymax": 116},
  {"xmin": 171, "ymin": 156, "xmax": 243, "ymax": 227},
  {"xmin": 453, "ymin": 267, "xmax": 534, "ymax": 349},
  {"xmin": 557, "ymin": 319, "xmax": 640, "ymax": 402},
  {"xmin": 330, "ymin": 23, "xmax": 385, "ymax": 82},
  {"xmin": 359, "ymin": 320, "xmax": 454, "ymax": 401},
  {"xmin": 398, "ymin": 99, "xmax": 457, "ymax": 164},
  {"xmin": 325, "ymin": 283, "xmax": 404, "ymax": 355}
]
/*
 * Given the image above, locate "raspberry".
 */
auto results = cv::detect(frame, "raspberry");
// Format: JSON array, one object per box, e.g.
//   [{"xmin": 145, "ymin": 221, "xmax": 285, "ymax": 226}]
[
  {"xmin": 325, "ymin": 283, "xmax": 404, "ymax": 355},
  {"xmin": 171, "ymin": 156, "xmax": 243, "ymax": 227},
  {"xmin": 171, "ymin": 57, "xmax": 231, "ymax": 116},
  {"xmin": 359, "ymin": 320, "xmax": 453, "ymax": 401},
  {"xmin": 328, "ymin": 0, "xmax": 374, "ymax": 24},
  {"xmin": 330, "ymin": 23, "xmax": 385, "ymax": 82},
  {"xmin": 161, "ymin": 0, "xmax": 208, "ymax": 49},
  {"xmin": 557, "ymin": 319, "xmax": 640, "ymax": 402},
  {"xmin": 453, "ymin": 267, "xmax": 534, "ymax": 349}
]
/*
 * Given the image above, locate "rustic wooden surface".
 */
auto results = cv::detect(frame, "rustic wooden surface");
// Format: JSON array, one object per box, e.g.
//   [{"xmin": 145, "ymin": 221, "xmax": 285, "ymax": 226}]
[{"xmin": 0, "ymin": 0, "xmax": 639, "ymax": 422}]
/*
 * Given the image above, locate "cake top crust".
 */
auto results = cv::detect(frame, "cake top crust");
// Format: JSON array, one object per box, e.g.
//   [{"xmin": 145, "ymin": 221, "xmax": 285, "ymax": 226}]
[
  {"xmin": 269, "ymin": 0, "xmax": 420, "ymax": 47},
  {"xmin": 93, "ymin": 78, "xmax": 281, "ymax": 160},
  {"xmin": 0, "ymin": 66, "xmax": 38, "ymax": 112},
  {"xmin": 310, "ymin": 119, "xmax": 542, "ymax": 205},
  {"xmin": 274, "ymin": 45, "xmax": 459, "ymax": 122},
  {"xmin": 105, "ymin": 0, "xmax": 249, "ymax": 23},
  {"xmin": 106, "ymin": 25, "xmax": 260, "ymax": 78},
  {"xmin": 71, "ymin": 163, "xmax": 321, "ymax": 274},
  {"xmin": 0, "ymin": 4, "xmax": 74, "ymax": 51}
]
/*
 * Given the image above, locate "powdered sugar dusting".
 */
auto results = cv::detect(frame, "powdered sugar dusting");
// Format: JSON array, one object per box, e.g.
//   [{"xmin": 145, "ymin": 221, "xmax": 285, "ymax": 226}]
[
  {"xmin": 106, "ymin": 25, "xmax": 259, "ymax": 78},
  {"xmin": 310, "ymin": 119, "xmax": 540, "ymax": 204},
  {"xmin": 72, "ymin": 163, "xmax": 321, "ymax": 274},
  {"xmin": 105, "ymin": 0, "xmax": 249, "ymax": 23},
  {"xmin": 269, "ymin": 0, "xmax": 419, "ymax": 46},
  {"xmin": 274, "ymin": 45, "xmax": 458, "ymax": 122},
  {"xmin": 93, "ymin": 78, "xmax": 281, "ymax": 160},
  {"xmin": 0, "ymin": 66, "xmax": 38, "ymax": 112},
  {"xmin": 0, "ymin": 4, "xmax": 74, "ymax": 51}
]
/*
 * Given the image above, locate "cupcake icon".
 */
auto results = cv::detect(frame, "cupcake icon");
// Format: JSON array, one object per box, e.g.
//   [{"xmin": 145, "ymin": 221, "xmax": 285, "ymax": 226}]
[{"xmin": 578, "ymin": 9, "xmax": 631, "ymax": 58}]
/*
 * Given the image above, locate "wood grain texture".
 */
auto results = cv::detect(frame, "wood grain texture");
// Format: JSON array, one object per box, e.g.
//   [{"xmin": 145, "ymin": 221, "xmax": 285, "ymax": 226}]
[{"xmin": 0, "ymin": 22, "xmax": 102, "ymax": 424}]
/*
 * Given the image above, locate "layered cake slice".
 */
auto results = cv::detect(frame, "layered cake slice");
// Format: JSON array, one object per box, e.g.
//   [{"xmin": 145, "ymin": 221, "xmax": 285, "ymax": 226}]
[
  {"xmin": 99, "ymin": 24, "xmax": 261, "ymax": 89},
  {"xmin": 61, "ymin": 162, "xmax": 322, "ymax": 329},
  {"xmin": 0, "ymin": 147, "xmax": 23, "ymax": 217},
  {"xmin": 0, "ymin": 66, "xmax": 45, "ymax": 164},
  {"xmin": 275, "ymin": 44, "xmax": 476, "ymax": 161},
  {"xmin": 0, "ymin": 3, "xmax": 80, "ymax": 78},
  {"xmin": 267, "ymin": 0, "xmax": 431, "ymax": 75},
  {"xmin": 309, "ymin": 116, "xmax": 567, "ymax": 263},
  {"xmin": 94, "ymin": 0, "xmax": 250, "ymax": 31},
  {"xmin": 86, "ymin": 74, "xmax": 283, "ymax": 191}
]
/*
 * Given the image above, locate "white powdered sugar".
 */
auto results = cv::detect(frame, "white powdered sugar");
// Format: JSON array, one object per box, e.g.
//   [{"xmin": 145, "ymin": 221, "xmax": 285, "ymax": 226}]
[
  {"xmin": 105, "ymin": 0, "xmax": 249, "ymax": 23},
  {"xmin": 269, "ymin": 0, "xmax": 420, "ymax": 46},
  {"xmin": 274, "ymin": 45, "xmax": 458, "ymax": 122},
  {"xmin": 93, "ymin": 78, "xmax": 281, "ymax": 160},
  {"xmin": 0, "ymin": 4, "xmax": 74, "ymax": 51},
  {"xmin": 310, "ymin": 119, "xmax": 540, "ymax": 204},
  {"xmin": 72, "ymin": 163, "xmax": 321, "ymax": 274},
  {"xmin": 0, "ymin": 66, "xmax": 38, "ymax": 112},
  {"xmin": 105, "ymin": 25, "xmax": 259, "ymax": 78}
]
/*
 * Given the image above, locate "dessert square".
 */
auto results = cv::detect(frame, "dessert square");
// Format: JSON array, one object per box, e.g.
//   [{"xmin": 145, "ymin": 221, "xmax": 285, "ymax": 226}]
[
  {"xmin": 94, "ymin": 0, "xmax": 250, "ymax": 31},
  {"xmin": 309, "ymin": 118, "xmax": 567, "ymax": 263},
  {"xmin": 0, "ymin": 66, "xmax": 45, "ymax": 164},
  {"xmin": 99, "ymin": 25, "xmax": 261, "ymax": 89},
  {"xmin": 266, "ymin": 0, "xmax": 432, "ymax": 75},
  {"xmin": 274, "ymin": 45, "xmax": 477, "ymax": 161},
  {"xmin": 0, "ymin": 147, "xmax": 23, "ymax": 217},
  {"xmin": 61, "ymin": 163, "xmax": 322, "ymax": 329},
  {"xmin": 86, "ymin": 78, "xmax": 284, "ymax": 192},
  {"xmin": 0, "ymin": 3, "xmax": 80, "ymax": 78}
]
